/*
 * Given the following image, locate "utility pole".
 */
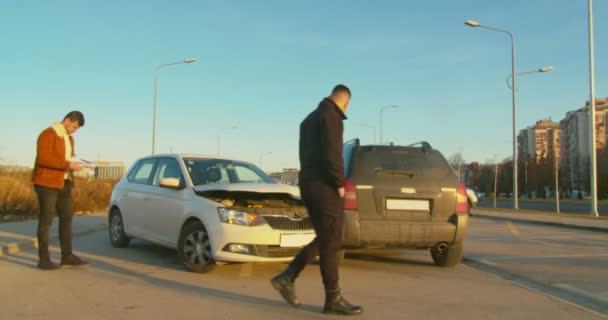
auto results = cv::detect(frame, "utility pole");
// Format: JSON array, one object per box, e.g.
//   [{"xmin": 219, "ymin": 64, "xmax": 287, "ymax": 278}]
[{"xmin": 494, "ymin": 162, "xmax": 499, "ymax": 209}]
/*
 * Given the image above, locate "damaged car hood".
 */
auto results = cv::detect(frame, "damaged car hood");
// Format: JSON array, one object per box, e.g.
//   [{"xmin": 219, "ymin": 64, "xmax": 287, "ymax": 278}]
[{"xmin": 193, "ymin": 183, "xmax": 301, "ymax": 197}]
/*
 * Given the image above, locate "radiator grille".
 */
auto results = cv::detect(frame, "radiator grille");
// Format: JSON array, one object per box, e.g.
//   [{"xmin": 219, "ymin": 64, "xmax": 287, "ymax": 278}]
[{"xmin": 263, "ymin": 215, "xmax": 313, "ymax": 231}]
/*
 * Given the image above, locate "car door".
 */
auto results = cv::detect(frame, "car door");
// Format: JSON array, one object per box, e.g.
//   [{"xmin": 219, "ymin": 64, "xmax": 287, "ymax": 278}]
[
  {"xmin": 145, "ymin": 157, "xmax": 188, "ymax": 247},
  {"xmin": 120, "ymin": 158, "xmax": 159, "ymax": 237}
]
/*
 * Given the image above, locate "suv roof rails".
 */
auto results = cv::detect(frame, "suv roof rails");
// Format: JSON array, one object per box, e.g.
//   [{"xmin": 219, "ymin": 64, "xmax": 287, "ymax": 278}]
[
  {"xmin": 407, "ymin": 141, "xmax": 433, "ymax": 152},
  {"xmin": 344, "ymin": 138, "xmax": 360, "ymax": 147}
]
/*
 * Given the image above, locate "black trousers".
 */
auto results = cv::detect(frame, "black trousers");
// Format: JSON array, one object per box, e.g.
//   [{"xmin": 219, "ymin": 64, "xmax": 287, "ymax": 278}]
[
  {"xmin": 35, "ymin": 181, "xmax": 74, "ymax": 260},
  {"xmin": 291, "ymin": 180, "xmax": 344, "ymax": 291}
]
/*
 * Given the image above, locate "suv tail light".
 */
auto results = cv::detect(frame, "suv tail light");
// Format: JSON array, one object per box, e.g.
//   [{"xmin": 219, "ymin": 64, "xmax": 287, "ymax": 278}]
[
  {"xmin": 343, "ymin": 179, "xmax": 358, "ymax": 210},
  {"xmin": 455, "ymin": 183, "xmax": 469, "ymax": 214}
]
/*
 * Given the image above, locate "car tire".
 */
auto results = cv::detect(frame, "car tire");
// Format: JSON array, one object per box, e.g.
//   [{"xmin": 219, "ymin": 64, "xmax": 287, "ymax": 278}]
[
  {"xmin": 109, "ymin": 208, "xmax": 130, "ymax": 248},
  {"xmin": 431, "ymin": 244, "xmax": 463, "ymax": 267},
  {"xmin": 178, "ymin": 222, "xmax": 216, "ymax": 273}
]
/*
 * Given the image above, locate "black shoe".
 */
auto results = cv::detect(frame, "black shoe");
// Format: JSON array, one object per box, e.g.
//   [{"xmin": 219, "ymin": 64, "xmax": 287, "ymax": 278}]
[
  {"xmin": 271, "ymin": 266, "xmax": 302, "ymax": 308},
  {"xmin": 37, "ymin": 259, "xmax": 61, "ymax": 270},
  {"xmin": 324, "ymin": 288, "xmax": 363, "ymax": 316},
  {"xmin": 61, "ymin": 254, "xmax": 89, "ymax": 267}
]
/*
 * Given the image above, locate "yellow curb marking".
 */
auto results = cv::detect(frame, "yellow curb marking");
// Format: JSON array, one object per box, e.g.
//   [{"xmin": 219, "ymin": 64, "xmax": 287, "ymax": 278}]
[
  {"xmin": 239, "ymin": 263, "xmax": 253, "ymax": 277},
  {"xmin": 506, "ymin": 221, "xmax": 521, "ymax": 236},
  {"xmin": 7, "ymin": 243, "xmax": 20, "ymax": 254}
]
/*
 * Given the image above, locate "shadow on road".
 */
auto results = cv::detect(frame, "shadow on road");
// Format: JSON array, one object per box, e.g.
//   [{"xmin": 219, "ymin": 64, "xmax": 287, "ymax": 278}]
[{"xmin": 0, "ymin": 237, "xmax": 323, "ymax": 315}]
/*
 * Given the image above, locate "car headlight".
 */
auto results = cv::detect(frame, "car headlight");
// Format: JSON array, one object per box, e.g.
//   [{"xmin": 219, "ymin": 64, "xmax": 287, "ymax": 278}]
[{"xmin": 217, "ymin": 208, "xmax": 266, "ymax": 227}]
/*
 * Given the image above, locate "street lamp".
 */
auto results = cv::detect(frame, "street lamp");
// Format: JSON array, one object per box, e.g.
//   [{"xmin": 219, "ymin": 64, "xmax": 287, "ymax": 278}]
[
  {"xmin": 217, "ymin": 126, "xmax": 239, "ymax": 157},
  {"xmin": 465, "ymin": 20, "xmax": 520, "ymax": 210},
  {"xmin": 506, "ymin": 66, "xmax": 554, "ymax": 89},
  {"xmin": 355, "ymin": 123, "xmax": 376, "ymax": 144},
  {"xmin": 379, "ymin": 105, "xmax": 400, "ymax": 144},
  {"xmin": 588, "ymin": 0, "xmax": 599, "ymax": 217},
  {"xmin": 259, "ymin": 152, "xmax": 272, "ymax": 171},
  {"xmin": 152, "ymin": 57, "xmax": 197, "ymax": 154}
]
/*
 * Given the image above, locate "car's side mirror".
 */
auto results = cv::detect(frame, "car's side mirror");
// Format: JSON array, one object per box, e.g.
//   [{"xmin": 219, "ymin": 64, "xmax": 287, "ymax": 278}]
[{"xmin": 159, "ymin": 178, "xmax": 183, "ymax": 190}]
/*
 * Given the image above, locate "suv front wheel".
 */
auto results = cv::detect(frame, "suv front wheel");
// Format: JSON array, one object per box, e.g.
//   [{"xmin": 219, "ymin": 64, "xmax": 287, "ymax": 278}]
[{"xmin": 431, "ymin": 244, "xmax": 463, "ymax": 267}]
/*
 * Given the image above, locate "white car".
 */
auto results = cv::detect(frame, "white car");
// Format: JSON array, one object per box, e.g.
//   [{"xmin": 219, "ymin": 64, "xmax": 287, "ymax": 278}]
[
  {"xmin": 108, "ymin": 154, "xmax": 314, "ymax": 273},
  {"xmin": 466, "ymin": 188, "xmax": 478, "ymax": 208}
]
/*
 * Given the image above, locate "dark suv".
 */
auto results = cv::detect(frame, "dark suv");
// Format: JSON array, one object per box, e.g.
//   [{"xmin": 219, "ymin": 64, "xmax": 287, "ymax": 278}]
[{"xmin": 340, "ymin": 139, "xmax": 469, "ymax": 267}]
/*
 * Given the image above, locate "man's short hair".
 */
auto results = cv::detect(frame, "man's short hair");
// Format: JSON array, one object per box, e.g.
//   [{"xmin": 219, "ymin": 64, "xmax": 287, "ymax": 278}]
[
  {"xmin": 331, "ymin": 84, "xmax": 351, "ymax": 97},
  {"xmin": 64, "ymin": 111, "xmax": 85, "ymax": 127}
]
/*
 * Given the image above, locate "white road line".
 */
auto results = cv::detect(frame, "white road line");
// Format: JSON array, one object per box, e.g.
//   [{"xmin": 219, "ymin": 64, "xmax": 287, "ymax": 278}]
[
  {"xmin": 469, "ymin": 235, "xmax": 608, "ymax": 242},
  {"xmin": 461, "ymin": 264, "xmax": 608, "ymax": 319},
  {"xmin": 487, "ymin": 253, "xmax": 608, "ymax": 261},
  {"xmin": 554, "ymin": 284, "xmax": 608, "ymax": 303},
  {"xmin": 477, "ymin": 259, "xmax": 497, "ymax": 266}
]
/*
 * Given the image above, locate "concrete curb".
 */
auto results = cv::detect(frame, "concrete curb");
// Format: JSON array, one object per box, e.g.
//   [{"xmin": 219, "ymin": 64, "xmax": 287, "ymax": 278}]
[
  {"xmin": 0, "ymin": 223, "xmax": 108, "ymax": 257},
  {"xmin": 469, "ymin": 212, "xmax": 608, "ymax": 234}
]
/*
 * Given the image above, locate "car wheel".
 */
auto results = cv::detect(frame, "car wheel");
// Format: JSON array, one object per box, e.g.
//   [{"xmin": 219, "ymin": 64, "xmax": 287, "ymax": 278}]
[
  {"xmin": 178, "ymin": 222, "xmax": 216, "ymax": 273},
  {"xmin": 109, "ymin": 208, "xmax": 130, "ymax": 248},
  {"xmin": 431, "ymin": 244, "xmax": 463, "ymax": 267}
]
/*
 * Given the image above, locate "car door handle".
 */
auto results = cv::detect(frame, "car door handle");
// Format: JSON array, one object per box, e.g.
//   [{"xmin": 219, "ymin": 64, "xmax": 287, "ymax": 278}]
[{"xmin": 143, "ymin": 196, "xmax": 152, "ymax": 201}]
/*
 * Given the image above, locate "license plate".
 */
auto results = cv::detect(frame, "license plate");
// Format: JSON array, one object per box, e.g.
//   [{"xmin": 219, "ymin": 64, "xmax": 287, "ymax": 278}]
[
  {"xmin": 386, "ymin": 199, "xmax": 430, "ymax": 211},
  {"xmin": 280, "ymin": 233, "xmax": 316, "ymax": 248}
]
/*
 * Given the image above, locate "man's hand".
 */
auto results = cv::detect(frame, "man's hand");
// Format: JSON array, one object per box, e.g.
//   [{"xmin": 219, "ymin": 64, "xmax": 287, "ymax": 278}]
[
  {"xmin": 337, "ymin": 187, "xmax": 345, "ymax": 198},
  {"xmin": 69, "ymin": 161, "xmax": 83, "ymax": 171}
]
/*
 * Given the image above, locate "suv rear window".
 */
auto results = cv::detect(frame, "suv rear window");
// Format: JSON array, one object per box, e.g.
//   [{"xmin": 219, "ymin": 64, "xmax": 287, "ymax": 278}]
[{"xmin": 351, "ymin": 146, "xmax": 450, "ymax": 178}]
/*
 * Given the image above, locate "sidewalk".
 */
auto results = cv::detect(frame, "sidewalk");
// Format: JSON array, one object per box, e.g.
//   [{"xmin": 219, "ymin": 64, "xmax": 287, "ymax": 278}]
[
  {"xmin": 470, "ymin": 208, "xmax": 608, "ymax": 233},
  {"xmin": 0, "ymin": 213, "xmax": 107, "ymax": 257}
]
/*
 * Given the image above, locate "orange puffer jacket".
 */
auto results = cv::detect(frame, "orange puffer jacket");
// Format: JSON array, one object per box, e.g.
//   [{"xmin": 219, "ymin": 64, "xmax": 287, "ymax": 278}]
[{"xmin": 31, "ymin": 126, "xmax": 75, "ymax": 190}]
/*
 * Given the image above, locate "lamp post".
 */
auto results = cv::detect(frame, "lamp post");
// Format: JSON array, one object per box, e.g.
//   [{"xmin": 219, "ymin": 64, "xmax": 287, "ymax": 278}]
[
  {"xmin": 217, "ymin": 126, "xmax": 239, "ymax": 157},
  {"xmin": 355, "ymin": 123, "xmax": 376, "ymax": 144},
  {"xmin": 506, "ymin": 66, "xmax": 554, "ymax": 89},
  {"xmin": 465, "ymin": 20, "xmax": 519, "ymax": 210},
  {"xmin": 379, "ymin": 105, "xmax": 400, "ymax": 144},
  {"xmin": 588, "ymin": 0, "xmax": 599, "ymax": 217},
  {"xmin": 152, "ymin": 57, "xmax": 196, "ymax": 154},
  {"xmin": 555, "ymin": 140, "xmax": 560, "ymax": 214},
  {"xmin": 259, "ymin": 152, "xmax": 272, "ymax": 171}
]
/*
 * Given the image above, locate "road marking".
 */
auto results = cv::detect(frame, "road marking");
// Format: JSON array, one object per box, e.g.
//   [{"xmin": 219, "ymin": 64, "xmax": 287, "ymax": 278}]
[
  {"xmin": 505, "ymin": 221, "xmax": 521, "ymax": 236},
  {"xmin": 462, "ymin": 263, "xmax": 608, "ymax": 318},
  {"xmin": 468, "ymin": 234, "xmax": 608, "ymax": 242},
  {"xmin": 239, "ymin": 263, "xmax": 253, "ymax": 277},
  {"xmin": 554, "ymin": 284, "xmax": 608, "ymax": 303},
  {"xmin": 485, "ymin": 253, "xmax": 608, "ymax": 261},
  {"xmin": 477, "ymin": 259, "xmax": 497, "ymax": 266}
]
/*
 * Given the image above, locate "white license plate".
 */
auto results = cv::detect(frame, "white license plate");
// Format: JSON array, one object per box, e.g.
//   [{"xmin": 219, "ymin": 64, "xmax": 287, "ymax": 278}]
[
  {"xmin": 280, "ymin": 233, "xmax": 316, "ymax": 248},
  {"xmin": 386, "ymin": 199, "xmax": 430, "ymax": 211}
]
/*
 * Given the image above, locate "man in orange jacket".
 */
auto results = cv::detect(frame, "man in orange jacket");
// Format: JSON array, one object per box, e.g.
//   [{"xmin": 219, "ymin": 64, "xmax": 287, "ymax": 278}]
[{"xmin": 32, "ymin": 111, "xmax": 89, "ymax": 270}]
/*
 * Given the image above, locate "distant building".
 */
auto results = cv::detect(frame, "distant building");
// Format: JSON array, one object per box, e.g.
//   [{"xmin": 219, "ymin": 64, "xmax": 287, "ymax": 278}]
[
  {"xmin": 94, "ymin": 161, "xmax": 125, "ymax": 180},
  {"xmin": 560, "ymin": 98, "xmax": 608, "ymax": 190},
  {"xmin": 280, "ymin": 168, "xmax": 299, "ymax": 186},
  {"xmin": 518, "ymin": 118, "xmax": 561, "ymax": 164}
]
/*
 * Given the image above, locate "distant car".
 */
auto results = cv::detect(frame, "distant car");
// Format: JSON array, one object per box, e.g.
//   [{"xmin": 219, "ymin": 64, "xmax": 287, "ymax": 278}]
[
  {"xmin": 466, "ymin": 189, "xmax": 478, "ymax": 208},
  {"xmin": 108, "ymin": 154, "xmax": 314, "ymax": 273},
  {"xmin": 476, "ymin": 192, "xmax": 486, "ymax": 198},
  {"xmin": 341, "ymin": 140, "xmax": 469, "ymax": 267}
]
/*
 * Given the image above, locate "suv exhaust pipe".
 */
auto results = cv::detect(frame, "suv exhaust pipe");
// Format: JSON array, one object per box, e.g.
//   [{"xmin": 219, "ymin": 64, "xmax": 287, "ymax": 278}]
[{"xmin": 435, "ymin": 242, "xmax": 448, "ymax": 253}]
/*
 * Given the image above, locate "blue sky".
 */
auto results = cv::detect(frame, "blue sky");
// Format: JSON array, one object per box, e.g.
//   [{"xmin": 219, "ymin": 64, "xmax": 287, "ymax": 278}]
[{"xmin": 1, "ymin": 0, "xmax": 607, "ymax": 171}]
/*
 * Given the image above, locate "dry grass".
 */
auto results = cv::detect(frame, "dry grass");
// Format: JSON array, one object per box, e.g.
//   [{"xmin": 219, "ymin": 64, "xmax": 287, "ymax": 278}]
[{"xmin": 0, "ymin": 169, "xmax": 117, "ymax": 217}]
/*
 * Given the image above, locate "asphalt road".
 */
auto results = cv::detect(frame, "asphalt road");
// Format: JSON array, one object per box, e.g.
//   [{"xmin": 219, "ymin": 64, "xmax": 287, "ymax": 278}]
[
  {"xmin": 0, "ymin": 217, "xmax": 606, "ymax": 319},
  {"xmin": 478, "ymin": 198, "xmax": 608, "ymax": 216}
]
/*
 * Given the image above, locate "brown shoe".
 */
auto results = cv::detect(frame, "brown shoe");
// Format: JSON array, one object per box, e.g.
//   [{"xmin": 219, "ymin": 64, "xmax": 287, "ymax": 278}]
[
  {"xmin": 38, "ymin": 259, "xmax": 61, "ymax": 270},
  {"xmin": 61, "ymin": 254, "xmax": 90, "ymax": 267}
]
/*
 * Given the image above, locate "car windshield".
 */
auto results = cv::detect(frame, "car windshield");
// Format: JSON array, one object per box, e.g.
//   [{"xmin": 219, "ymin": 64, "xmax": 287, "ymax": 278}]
[{"xmin": 183, "ymin": 158, "xmax": 275, "ymax": 186}]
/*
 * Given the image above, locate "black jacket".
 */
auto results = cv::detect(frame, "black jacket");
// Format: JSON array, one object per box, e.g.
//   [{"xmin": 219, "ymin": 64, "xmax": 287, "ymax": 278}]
[{"xmin": 299, "ymin": 98, "xmax": 347, "ymax": 188}]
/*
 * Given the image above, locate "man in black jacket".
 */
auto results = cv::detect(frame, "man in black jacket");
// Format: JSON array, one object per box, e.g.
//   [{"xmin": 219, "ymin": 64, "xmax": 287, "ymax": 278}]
[{"xmin": 271, "ymin": 85, "xmax": 363, "ymax": 316}]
